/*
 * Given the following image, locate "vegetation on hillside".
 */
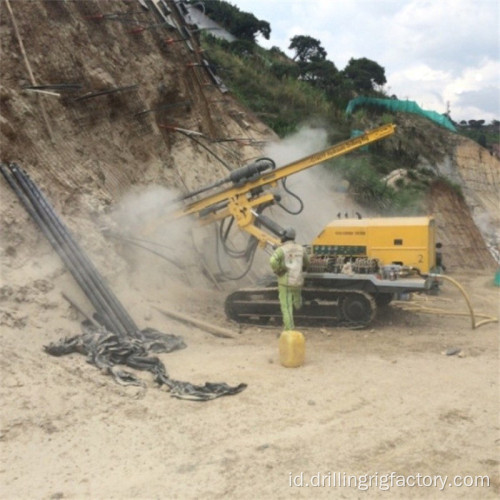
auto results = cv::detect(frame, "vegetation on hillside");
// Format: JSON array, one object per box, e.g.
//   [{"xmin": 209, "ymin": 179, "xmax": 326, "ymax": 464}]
[
  {"xmin": 197, "ymin": 0, "xmax": 270, "ymax": 42},
  {"xmin": 194, "ymin": 1, "xmax": 496, "ymax": 215},
  {"xmin": 456, "ymin": 120, "xmax": 500, "ymax": 150}
]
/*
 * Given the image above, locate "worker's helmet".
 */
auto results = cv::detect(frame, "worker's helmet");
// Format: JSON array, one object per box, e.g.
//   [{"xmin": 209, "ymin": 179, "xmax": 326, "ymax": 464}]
[{"xmin": 281, "ymin": 227, "xmax": 296, "ymax": 242}]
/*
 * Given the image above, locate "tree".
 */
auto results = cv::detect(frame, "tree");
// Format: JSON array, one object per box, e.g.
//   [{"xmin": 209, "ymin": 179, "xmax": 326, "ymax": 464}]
[
  {"xmin": 289, "ymin": 35, "xmax": 327, "ymax": 63},
  {"xmin": 288, "ymin": 35, "xmax": 340, "ymax": 92},
  {"xmin": 298, "ymin": 59, "xmax": 336, "ymax": 80},
  {"xmin": 202, "ymin": 1, "xmax": 271, "ymax": 42},
  {"xmin": 298, "ymin": 59, "xmax": 339, "ymax": 91},
  {"xmin": 257, "ymin": 20, "xmax": 271, "ymax": 40},
  {"xmin": 468, "ymin": 120, "xmax": 485, "ymax": 128},
  {"xmin": 232, "ymin": 12, "xmax": 270, "ymax": 42},
  {"xmin": 343, "ymin": 57, "xmax": 386, "ymax": 92}
]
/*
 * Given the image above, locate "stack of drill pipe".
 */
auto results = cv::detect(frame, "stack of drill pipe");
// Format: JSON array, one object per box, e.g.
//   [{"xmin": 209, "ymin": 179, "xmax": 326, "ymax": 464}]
[{"xmin": 0, "ymin": 163, "xmax": 138, "ymax": 338}]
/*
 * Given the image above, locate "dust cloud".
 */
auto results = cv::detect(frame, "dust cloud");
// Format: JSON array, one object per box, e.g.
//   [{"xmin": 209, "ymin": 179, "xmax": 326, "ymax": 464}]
[
  {"xmin": 108, "ymin": 126, "xmax": 370, "ymax": 283},
  {"xmin": 107, "ymin": 184, "xmax": 251, "ymax": 287},
  {"xmin": 260, "ymin": 126, "xmax": 365, "ymax": 245},
  {"xmin": 110, "ymin": 185, "xmax": 190, "ymax": 239},
  {"xmin": 263, "ymin": 125, "xmax": 329, "ymax": 167},
  {"xmin": 473, "ymin": 212, "xmax": 500, "ymax": 264},
  {"xmin": 107, "ymin": 185, "xmax": 199, "ymax": 280}
]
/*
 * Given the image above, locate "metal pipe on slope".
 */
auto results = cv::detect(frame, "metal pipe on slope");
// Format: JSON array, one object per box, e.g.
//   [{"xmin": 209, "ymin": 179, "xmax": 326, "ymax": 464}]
[
  {"xmin": 6, "ymin": 164, "xmax": 133, "ymax": 337},
  {"xmin": 0, "ymin": 164, "xmax": 120, "ymax": 334},
  {"xmin": 10, "ymin": 164, "xmax": 136, "ymax": 336},
  {"xmin": 13, "ymin": 166, "xmax": 138, "ymax": 335}
]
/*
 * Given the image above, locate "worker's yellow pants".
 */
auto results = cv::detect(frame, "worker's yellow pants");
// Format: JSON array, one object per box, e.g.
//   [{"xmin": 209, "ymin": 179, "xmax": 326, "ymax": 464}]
[{"xmin": 278, "ymin": 284, "xmax": 302, "ymax": 331}]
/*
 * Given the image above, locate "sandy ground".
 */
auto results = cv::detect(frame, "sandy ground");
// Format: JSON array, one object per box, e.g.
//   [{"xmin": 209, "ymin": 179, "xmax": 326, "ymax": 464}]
[{"xmin": 1, "ymin": 264, "xmax": 498, "ymax": 499}]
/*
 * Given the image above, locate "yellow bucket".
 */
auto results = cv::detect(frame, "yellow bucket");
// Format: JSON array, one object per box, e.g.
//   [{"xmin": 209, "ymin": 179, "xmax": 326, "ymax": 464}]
[{"xmin": 279, "ymin": 330, "xmax": 305, "ymax": 368}]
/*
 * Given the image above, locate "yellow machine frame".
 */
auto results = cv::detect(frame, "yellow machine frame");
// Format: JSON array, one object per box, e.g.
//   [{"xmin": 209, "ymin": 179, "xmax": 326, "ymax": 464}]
[{"xmin": 312, "ymin": 216, "xmax": 437, "ymax": 272}]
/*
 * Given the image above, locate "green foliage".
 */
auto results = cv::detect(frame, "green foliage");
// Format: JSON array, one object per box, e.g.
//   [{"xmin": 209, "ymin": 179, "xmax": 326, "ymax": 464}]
[
  {"xmin": 456, "ymin": 120, "xmax": 499, "ymax": 150},
  {"xmin": 200, "ymin": 7, "xmax": 387, "ymax": 110},
  {"xmin": 298, "ymin": 59, "xmax": 339, "ymax": 90},
  {"xmin": 202, "ymin": 34, "xmax": 334, "ymax": 136},
  {"xmin": 329, "ymin": 155, "xmax": 426, "ymax": 214},
  {"xmin": 380, "ymin": 113, "xmax": 394, "ymax": 125},
  {"xmin": 289, "ymin": 35, "xmax": 327, "ymax": 62},
  {"xmin": 197, "ymin": 0, "xmax": 270, "ymax": 42},
  {"xmin": 229, "ymin": 39, "xmax": 255, "ymax": 56},
  {"xmin": 342, "ymin": 57, "xmax": 387, "ymax": 92},
  {"xmin": 270, "ymin": 61, "xmax": 299, "ymax": 80}
]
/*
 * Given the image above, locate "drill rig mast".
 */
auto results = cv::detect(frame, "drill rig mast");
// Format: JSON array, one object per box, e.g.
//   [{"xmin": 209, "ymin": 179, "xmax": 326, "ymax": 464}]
[{"xmin": 174, "ymin": 124, "xmax": 396, "ymax": 250}]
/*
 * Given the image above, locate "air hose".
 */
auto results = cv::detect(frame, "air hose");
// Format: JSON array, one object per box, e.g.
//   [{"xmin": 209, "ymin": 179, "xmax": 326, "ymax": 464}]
[
  {"xmin": 276, "ymin": 177, "xmax": 304, "ymax": 215},
  {"xmin": 394, "ymin": 273, "xmax": 498, "ymax": 329},
  {"xmin": 214, "ymin": 222, "xmax": 257, "ymax": 281}
]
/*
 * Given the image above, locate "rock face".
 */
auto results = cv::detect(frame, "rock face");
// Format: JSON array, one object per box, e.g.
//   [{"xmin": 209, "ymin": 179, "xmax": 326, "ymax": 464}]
[
  {"xmin": 0, "ymin": 0, "xmax": 276, "ymax": 289},
  {"xmin": 424, "ymin": 135, "xmax": 499, "ymax": 271},
  {"xmin": 383, "ymin": 115, "xmax": 499, "ymax": 270},
  {"xmin": 427, "ymin": 180, "xmax": 496, "ymax": 271}
]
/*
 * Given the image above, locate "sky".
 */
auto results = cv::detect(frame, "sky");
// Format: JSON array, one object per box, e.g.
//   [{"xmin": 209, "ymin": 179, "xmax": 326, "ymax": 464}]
[{"xmin": 229, "ymin": 0, "xmax": 500, "ymax": 123}]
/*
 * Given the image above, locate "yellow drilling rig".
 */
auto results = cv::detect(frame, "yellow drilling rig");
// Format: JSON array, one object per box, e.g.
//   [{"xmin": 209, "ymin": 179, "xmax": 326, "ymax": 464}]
[{"xmin": 165, "ymin": 124, "xmax": 440, "ymax": 327}]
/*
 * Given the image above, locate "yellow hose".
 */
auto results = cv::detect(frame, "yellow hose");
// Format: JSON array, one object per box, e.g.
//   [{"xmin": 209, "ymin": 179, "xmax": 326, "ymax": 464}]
[{"xmin": 394, "ymin": 274, "xmax": 498, "ymax": 330}]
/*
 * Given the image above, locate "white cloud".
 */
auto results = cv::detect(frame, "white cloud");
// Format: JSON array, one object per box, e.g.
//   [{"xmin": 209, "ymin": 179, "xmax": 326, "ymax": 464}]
[{"xmin": 444, "ymin": 59, "xmax": 500, "ymax": 121}]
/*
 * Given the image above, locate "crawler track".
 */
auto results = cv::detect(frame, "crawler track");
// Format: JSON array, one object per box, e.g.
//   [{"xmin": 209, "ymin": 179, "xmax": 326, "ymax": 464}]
[
  {"xmin": 225, "ymin": 270, "xmax": 433, "ymax": 329},
  {"xmin": 225, "ymin": 286, "xmax": 377, "ymax": 329}
]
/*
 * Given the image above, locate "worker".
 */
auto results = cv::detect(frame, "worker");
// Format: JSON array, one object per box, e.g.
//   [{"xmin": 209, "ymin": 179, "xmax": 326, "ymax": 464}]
[{"xmin": 270, "ymin": 227, "xmax": 309, "ymax": 331}]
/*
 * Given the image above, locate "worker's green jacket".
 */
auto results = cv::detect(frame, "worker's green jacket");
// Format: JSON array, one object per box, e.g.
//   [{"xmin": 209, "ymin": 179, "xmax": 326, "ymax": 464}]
[{"xmin": 270, "ymin": 241, "xmax": 309, "ymax": 287}]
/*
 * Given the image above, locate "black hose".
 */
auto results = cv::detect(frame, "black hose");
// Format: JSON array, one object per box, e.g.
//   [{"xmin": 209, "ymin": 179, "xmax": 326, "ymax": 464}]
[
  {"xmin": 105, "ymin": 232, "xmax": 174, "ymax": 251},
  {"xmin": 106, "ymin": 233, "xmax": 185, "ymax": 270},
  {"xmin": 174, "ymin": 128, "xmax": 232, "ymax": 172},
  {"xmin": 221, "ymin": 216, "xmax": 234, "ymax": 242},
  {"xmin": 218, "ymin": 217, "xmax": 248, "ymax": 259},
  {"xmin": 214, "ymin": 223, "xmax": 257, "ymax": 281},
  {"xmin": 276, "ymin": 177, "xmax": 304, "ymax": 215}
]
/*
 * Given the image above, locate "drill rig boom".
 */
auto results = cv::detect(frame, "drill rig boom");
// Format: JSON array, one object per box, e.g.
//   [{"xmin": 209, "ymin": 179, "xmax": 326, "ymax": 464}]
[{"xmin": 175, "ymin": 123, "xmax": 396, "ymax": 248}]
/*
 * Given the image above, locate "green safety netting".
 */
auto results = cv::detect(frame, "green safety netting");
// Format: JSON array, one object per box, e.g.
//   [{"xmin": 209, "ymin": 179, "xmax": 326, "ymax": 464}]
[{"xmin": 346, "ymin": 96, "xmax": 457, "ymax": 132}]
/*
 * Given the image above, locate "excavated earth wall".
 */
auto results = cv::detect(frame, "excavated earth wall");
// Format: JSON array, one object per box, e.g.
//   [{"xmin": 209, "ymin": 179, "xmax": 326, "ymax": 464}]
[
  {"xmin": 427, "ymin": 137, "xmax": 499, "ymax": 271},
  {"xmin": 0, "ymin": 0, "xmax": 276, "ymax": 290},
  {"xmin": 386, "ymin": 115, "xmax": 499, "ymax": 271}
]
